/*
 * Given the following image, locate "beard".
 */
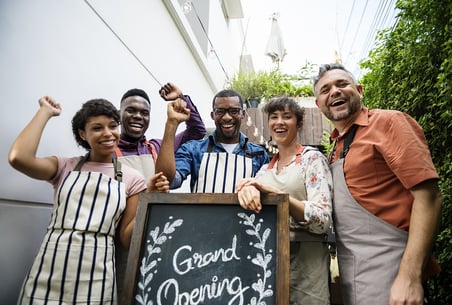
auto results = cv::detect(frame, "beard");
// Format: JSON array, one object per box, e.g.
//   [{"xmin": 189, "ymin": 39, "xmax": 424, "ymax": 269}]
[{"xmin": 325, "ymin": 100, "xmax": 361, "ymax": 122}]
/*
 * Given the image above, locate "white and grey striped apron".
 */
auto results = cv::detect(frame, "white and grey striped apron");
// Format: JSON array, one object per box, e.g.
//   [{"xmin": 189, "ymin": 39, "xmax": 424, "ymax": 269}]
[
  {"xmin": 17, "ymin": 155, "xmax": 125, "ymax": 305},
  {"xmin": 194, "ymin": 143, "xmax": 253, "ymax": 193}
]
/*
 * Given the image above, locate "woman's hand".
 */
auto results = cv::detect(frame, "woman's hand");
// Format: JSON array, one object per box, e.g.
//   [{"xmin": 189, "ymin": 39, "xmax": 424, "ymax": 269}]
[
  {"xmin": 147, "ymin": 172, "xmax": 170, "ymax": 193},
  {"xmin": 39, "ymin": 96, "xmax": 62, "ymax": 117},
  {"xmin": 237, "ymin": 184, "xmax": 262, "ymax": 212},
  {"xmin": 236, "ymin": 178, "xmax": 282, "ymax": 213}
]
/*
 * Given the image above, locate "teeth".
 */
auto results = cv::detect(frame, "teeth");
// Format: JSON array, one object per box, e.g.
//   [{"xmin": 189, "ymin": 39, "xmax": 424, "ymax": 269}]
[
  {"xmin": 331, "ymin": 100, "xmax": 345, "ymax": 106},
  {"xmin": 223, "ymin": 124, "xmax": 233, "ymax": 128}
]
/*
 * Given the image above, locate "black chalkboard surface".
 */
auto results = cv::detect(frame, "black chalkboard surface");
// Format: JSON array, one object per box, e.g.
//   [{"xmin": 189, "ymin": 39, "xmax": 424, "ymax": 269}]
[{"xmin": 122, "ymin": 193, "xmax": 289, "ymax": 305}]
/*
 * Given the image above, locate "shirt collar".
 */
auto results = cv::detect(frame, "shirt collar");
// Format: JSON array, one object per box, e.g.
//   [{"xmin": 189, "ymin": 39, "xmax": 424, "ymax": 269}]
[
  {"xmin": 330, "ymin": 106, "xmax": 369, "ymax": 141},
  {"xmin": 209, "ymin": 131, "xmax": 248, "ymax": 149},
  {"xmin": 118, "ymin": 135, "xmax": 148, "ymax": 149}
]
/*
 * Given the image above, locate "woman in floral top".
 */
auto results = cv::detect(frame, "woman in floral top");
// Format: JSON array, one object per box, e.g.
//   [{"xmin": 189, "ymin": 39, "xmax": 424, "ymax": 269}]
[{"xmin": 236, "ymin": 96, "xmax": 333, "ymax": 305}]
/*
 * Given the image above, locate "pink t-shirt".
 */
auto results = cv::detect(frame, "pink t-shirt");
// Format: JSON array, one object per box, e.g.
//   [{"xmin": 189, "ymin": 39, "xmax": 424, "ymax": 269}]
[{"xmin": 49, "ymin": 156, "xmax": 146, "ymax": 197}]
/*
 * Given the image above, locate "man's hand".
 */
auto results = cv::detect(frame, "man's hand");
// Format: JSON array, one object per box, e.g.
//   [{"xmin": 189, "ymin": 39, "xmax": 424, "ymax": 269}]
[
  {"xmin": 159, "ymin": 82, "xmax": 183, "ymax": 101},
  {"xmin": 167, "ymin": 98, "xmax": 190, "ymax": 124},
  {"xmin": 389, "ymin": 273, "xmax": 424, "ymax": 305}
]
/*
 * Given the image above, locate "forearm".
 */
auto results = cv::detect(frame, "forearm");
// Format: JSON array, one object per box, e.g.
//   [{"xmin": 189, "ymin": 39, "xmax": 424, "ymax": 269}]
[
  {"xmin": 179, "ymin": 95, "xmax": 206, "ymax": 142},
  {"xmin": 8, "ymin": 109, "xmax": 53, "ymax": 177},
  {"xmin": 398, "ymin": 180, "xmax": 442, "ymax": 280},
  {"xmin": 155, "ymin": 121, "xmax": 179, "ymax": 181}
]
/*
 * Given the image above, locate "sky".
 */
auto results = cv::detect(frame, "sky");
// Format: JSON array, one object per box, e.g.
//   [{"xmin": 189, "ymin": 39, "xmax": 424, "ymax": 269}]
[{"xmin": 241, "ymin": 0, "xmax": 399, "ymax": 79}]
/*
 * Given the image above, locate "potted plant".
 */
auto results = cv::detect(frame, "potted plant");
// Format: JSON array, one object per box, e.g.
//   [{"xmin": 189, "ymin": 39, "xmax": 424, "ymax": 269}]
[
  {"xmin": 231, "ymin": 71, "xmax": 270, "ymax": 108},
  {"xmin": 231, "ymin": 68, "xmax": 314, "ymax": 107}
]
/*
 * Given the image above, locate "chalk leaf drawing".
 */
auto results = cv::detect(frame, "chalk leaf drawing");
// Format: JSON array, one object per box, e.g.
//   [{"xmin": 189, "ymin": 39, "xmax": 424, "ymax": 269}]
[
  {"xmin": 135, "ymin": 212, "xmax": 274, "ymax": 305},
  {"xmin": 238, "ymin": 212, "xmax": 274, "ymax": 305},
  {"xmin": 136, "ymin": 217, "xmax": 183, "ymax": 305}
]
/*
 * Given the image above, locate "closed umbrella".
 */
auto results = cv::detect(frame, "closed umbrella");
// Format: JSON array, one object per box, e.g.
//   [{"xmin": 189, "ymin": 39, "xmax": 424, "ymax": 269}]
[{"xmin": 265, "ymin": 13, "xmax": 287, "ymax": 64}]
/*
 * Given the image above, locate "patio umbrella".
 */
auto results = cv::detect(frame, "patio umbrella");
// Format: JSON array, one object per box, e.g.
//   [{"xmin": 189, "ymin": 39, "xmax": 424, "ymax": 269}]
[{"xmin": 265, "ymin": 13, "xmax": 287, "ymax": 64}]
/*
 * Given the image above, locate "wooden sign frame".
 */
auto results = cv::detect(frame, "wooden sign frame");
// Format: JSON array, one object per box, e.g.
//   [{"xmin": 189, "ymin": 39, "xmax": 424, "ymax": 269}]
[{"xmin": 122, "ymin": 193, "xmax": 289, "ymax": 305}]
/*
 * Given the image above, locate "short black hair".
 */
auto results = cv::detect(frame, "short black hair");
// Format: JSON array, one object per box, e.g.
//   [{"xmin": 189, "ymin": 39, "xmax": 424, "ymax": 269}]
[
  {"xmin": 121, "ymin": 88, "xmax": 150, "ymax": 104},
  {"xmin": 212, "ymin": 89, "xmax": 244, "ymax": 109},
  {"xmin": 72, "ymin": 99, "xmax": 120, "ymax": 150}
]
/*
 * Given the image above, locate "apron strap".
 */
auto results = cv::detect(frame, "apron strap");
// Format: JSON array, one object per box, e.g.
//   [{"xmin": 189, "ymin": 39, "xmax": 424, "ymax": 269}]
[
  {"xmin": 73, "ymin": 153, "xmax": 123, "ymax": 182},
  {"xmin": 113, "ymin": 158, "xmax": 123, "ymax": 182},
  {"xmin": 267, "ymin": 144, "xmax": 304, "ymax": 169},
  {"xmin": 114, "ymin": 141, "xmax": 157, "ymax": 163},
  {"xmin": 73, "ymin": 153, "xmax": 90, "ymax": 171},
  {"xmin": 340, "ymin": 124, "xmax": 359, "ymax": 158}
]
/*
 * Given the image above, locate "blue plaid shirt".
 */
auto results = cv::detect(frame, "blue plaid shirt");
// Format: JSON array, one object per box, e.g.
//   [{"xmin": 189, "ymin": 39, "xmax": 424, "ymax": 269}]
[{"xmin": 171, "ymin": 131, "xmax": 270, "ymax": 192}]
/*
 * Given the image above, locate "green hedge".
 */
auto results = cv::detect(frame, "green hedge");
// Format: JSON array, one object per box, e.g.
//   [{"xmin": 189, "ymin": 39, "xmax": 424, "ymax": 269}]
[{"xmin": 360, "ymin": 0, "xmax": 451, "ymax": 303}]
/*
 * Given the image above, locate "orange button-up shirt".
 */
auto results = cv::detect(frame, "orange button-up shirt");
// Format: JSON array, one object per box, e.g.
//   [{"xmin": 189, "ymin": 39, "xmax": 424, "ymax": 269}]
[{"xmin": 330, "ymin": 107, "xmax": 439, "ymax": 230}]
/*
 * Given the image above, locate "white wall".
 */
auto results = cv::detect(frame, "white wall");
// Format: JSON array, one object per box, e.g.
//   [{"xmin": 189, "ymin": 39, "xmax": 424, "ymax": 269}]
[
  {"xmin": 0, "ymin": 0, "xmax": 245, "ymax": 203},
  {"xmin": 0, "ymin": 1, "xmax": 245, "ymax": 302}
]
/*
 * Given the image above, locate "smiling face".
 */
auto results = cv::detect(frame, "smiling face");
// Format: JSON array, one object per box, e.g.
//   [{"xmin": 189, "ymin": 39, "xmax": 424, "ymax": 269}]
[
  {"xmin": 79, "ymin": 115, "xmax": 120, "ymax": 162},
  {"xmin": 211, "ymin": 96, "xmax": 244, "ymax": 144},
  {"xmin": 315, "ymin": 69, "xmax": 363, "ymax": 126},
  {"xmin": 268, "ymin": 105, "xmax": 301, "ymax": 147},
  {"xmin": 120, "ymin": 96, "xmax": 150, "ymax": 142}
]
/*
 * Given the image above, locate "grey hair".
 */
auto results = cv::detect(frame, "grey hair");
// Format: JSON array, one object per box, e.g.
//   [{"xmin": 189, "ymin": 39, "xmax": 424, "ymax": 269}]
[{"xmin": 312, "ymin": 64, "xmax": 357, "ymax": 96}]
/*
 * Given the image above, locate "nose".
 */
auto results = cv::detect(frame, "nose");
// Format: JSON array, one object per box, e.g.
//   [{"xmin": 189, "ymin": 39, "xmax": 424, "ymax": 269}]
[
  {"xmin": 330, "ymin": 85, "xmax": 342, "ymax": 97},
  {"xmin": 102, "ymin": 126, "xmax": 113, "ymax": 136},
  {"xmin": 131, "ymin": 111, "xmax": 143, "ymax": 118},
  {"xmin": 222, "ymin": 111, "xmax": 233, "ymax": 119}
]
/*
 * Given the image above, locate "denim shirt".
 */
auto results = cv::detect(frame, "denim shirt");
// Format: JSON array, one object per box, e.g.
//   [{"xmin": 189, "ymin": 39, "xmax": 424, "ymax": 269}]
[{"xmin": 171, "ymin": 131, "xmax": 270, "ymax": 192}]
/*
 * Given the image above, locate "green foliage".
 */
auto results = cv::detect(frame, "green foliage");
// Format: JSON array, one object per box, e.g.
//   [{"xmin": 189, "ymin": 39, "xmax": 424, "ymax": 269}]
[
  {"xmin": 230, "ymin": 65, "xmax": 314, "ymax": 103},
  {"xmin": 360, "ymin": 0, "xmax": 451, "ymax": 303}
]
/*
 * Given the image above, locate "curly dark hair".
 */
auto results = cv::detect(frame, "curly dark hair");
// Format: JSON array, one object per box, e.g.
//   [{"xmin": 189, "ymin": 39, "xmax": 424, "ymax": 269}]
[
  {"xmin": 71, "ymin": 98, "xmax": 120, "ymax": 150},
  {"xmin": 263, "ymin": 96, "xmax": 305, "ymax": 124}
]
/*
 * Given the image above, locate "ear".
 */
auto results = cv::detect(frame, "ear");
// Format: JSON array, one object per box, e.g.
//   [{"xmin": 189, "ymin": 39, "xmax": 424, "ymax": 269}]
[
  {"xmin": 79, "ymin": 130, "xmax": 86, "ymax": 141},
  {"xmin": 357, "ymin": 84, "xmax": 364, "ymax": 97},
  {"xmin": 315, "ymin": 99, "xmax": 319, "ymax": 107},
  {"xmin": 210, "ymin": 111, "xmax": 214, "ymax": 120},
  {"xmin": 297, "ymin": 122, "xmax": 303, "ymax": 131}
]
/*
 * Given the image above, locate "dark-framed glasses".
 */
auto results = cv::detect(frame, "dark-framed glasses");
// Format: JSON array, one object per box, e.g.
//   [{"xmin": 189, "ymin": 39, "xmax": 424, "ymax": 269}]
[{"xmin": 213, "ymin": 108, "xmax": 242, "ymax": 117}]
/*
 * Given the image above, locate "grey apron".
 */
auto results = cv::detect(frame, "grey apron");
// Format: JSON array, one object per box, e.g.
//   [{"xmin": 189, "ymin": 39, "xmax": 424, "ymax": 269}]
[{"xmin": 330, "ymin": 127, "xmax": 407, "ymax": 305}]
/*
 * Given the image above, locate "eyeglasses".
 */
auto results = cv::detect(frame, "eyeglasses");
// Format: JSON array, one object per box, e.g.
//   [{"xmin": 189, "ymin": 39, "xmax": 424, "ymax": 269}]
[{"xmin": 213, "ymin": 108, "xmax": 242, "ymax": 117}]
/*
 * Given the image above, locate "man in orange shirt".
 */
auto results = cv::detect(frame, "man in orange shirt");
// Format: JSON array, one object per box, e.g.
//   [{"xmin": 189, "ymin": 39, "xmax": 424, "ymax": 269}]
[{"xmin": 314, "ymin": 63, "xmax": 442, "ymax": 305}]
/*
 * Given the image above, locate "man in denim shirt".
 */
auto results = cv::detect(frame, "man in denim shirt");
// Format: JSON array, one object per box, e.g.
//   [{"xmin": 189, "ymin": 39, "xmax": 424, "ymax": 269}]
[{"xmin": 155, "ymin": 89, "xmax": 269, "ymax": 193}]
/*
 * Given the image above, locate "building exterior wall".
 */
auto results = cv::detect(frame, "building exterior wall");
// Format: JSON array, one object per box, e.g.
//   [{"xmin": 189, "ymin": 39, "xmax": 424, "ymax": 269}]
[{"xmin": 0, "ymin": 1, "xmax": 246, "ymax": 303}]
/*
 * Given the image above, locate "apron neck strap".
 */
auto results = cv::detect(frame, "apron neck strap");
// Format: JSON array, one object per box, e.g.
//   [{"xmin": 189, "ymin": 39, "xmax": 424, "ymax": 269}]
[
  {"xmin": 340, "ymin": 125, "xmax": 358, "ymax": 158},
  {"xmin": 73, "ymin": 153, "xmax": 123, "ymax": 182},
  {"xmin": 267, "ymin": 144, "xmax": 303, "ymax": 169}
]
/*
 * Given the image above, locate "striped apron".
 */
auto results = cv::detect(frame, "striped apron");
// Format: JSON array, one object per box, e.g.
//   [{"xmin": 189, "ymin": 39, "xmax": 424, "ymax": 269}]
[
  {"xmin": 194, "ymin": 143, "xmax": 253, "ymax": 193},
  {"xmin": 17, "ymin": 155, "xmax": 125, "ymax": 305}
]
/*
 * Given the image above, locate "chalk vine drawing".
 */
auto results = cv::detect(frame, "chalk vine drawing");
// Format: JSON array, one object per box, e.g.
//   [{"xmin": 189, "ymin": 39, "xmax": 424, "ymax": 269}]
[
  {"xmin": 136, "ymin": 217, "xmax": 183, "ymax": 305},
  {"xmin": 238, "ymin": 212, "xmax": 274, "ymax": 305},
  {"xmin": 135, "ymin": 212, "xmax": 274, "ymax": 305}
]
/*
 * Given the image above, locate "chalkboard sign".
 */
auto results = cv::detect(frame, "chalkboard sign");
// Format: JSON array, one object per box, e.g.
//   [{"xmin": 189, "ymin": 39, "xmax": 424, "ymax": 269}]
[{"xmin": 122, "ymin": 193, "xmax": 289, "ymax": 305}]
